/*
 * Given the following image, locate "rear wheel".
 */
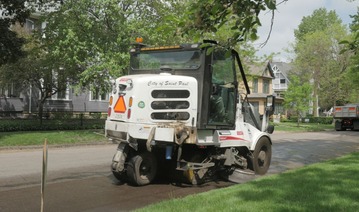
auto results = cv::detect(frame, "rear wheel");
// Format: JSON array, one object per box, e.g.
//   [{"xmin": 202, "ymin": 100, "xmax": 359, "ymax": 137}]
[
  {"xmin": 112, "ymin": 169, "xmax": 127, "ymax": 182},
  {"xmin": 335, "ymin": 121, "xmax": 344, "ymax": 131},
  {"xmin": 127, "ymin": 152, "xmax": 157, "ymax": 186},
  {"xmin": 252, "ymin": 137, "xmax": 272, "ymax": 175}
]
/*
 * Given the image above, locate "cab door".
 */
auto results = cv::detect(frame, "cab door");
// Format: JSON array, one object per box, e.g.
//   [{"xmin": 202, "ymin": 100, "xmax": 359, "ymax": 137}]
[{"xmin": 208, "ymin": 51, "xmax": 238, "ymax": 128}]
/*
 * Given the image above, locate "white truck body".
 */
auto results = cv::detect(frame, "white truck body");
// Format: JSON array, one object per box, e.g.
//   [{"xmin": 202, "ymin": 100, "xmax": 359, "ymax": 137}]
[{"xmin": 105, "ymin": 42, "xmax": 275, "ymax": 186}]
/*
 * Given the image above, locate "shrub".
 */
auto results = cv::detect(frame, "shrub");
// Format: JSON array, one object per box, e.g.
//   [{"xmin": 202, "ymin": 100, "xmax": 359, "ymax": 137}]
[
  {"xmin": 0, "ymin": 118, "xmax": 105, "ymax": 132},
  {"xmin": 282, "ymin": 116, "xmax": 333, "ymax": 124},
  {"xmin": 309, "ymin": 117, "xmax": 333, "ymax": 124}
]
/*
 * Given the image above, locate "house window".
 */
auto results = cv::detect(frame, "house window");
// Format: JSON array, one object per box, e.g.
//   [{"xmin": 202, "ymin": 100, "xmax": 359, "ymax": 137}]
[
  {"xmin": 280, "ymin": 79, "xmax": 286, "ymax": 84},
  {"xmin": 0, "ymin": 83, "xmax": 21, "ymax": 97},
  {"xmin": 91, "ymin": 89, "xmax": 108, "ymax": 101},
  {"xmin": 51, "ymin": 70, "xmax": 70, "ymax": 100},
  {"xmin": 55, "ymin": 87, "xmax": 70, "ymax": 100},
  {"xmin": 263, "ymin": 79, "xmax": 270, "ymax": 94},
  {"xmin": 25, "ymin": 19, "xmax": 34, "ymax": 32},
  {"xmin": 274, "ymin": 103, "xmax": 284, "ymax": 115},
  {"xmin": 253, "ymin": 78, "xmax": 258, "ymax": 93}
]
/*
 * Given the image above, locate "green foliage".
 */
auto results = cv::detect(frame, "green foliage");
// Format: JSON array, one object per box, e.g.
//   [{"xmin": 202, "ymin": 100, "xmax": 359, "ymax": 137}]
[
  {"xmin": 0, "ymin": 0, "xmax": 30, "ymax": 65},
  {"xmin": 0, "ymin": 0, "xmax": 61, "ymax": 65},
  {"xmin": 294, "ymin": 8, "xmax": 343, "ymax": 42},
  {"xmin": 292, "ymin": 8, "xmax": 352, "ymax": 111},
  {"xmin": 42, "ymin": 0, "xmax": 188, "ymax": 93},
  {"xmin": 0, "ymin": 118, "xmax": 105, "ymax": 132},
  {"xmin": 284, "ymin": 75, "xmax": 312, "ymax": 125},
  {"xmin": 340, "ymin": 9, "xmax": 359, "ymax": 102},
  {"xmin": 286, "ymin": 116, "xmax": 333, "ymax": 125},
  {"xmin": 180, "ymin": 0, "xmax": 276, "ymax": 48}
]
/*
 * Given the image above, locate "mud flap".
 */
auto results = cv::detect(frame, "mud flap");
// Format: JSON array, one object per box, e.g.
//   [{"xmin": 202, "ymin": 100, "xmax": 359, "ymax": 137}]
[
  {"xmin": 146, "ymin": 127, "xmax": 156, "ymax": 152},
  {"xmin": 112, "ymin": 143, "xmax": 127, "ymax": 172},
  {"xmin": 354, "ymin": 120, "xmax": 359, "ymax": 130}
]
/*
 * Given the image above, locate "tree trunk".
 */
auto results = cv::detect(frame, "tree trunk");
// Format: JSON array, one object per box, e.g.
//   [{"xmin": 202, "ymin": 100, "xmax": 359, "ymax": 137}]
[{"xmin": 313, "ymin": 87, "xmax": 319, "ymax": 117}]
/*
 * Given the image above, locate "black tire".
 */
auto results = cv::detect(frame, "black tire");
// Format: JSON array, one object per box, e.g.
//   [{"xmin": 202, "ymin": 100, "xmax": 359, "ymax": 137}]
[
  {"xmin": 252, "ymin": 137, "xmax": 272, "ymax": 175},
  {"xmin": 335, "ymin": 121, "xmax": 343, "ymax": 131},
  {"xmin": 112, "ymin": 170, "xmax": 127, "ymax": 182},
  {"xmin": 127, "ymin": 152, "xmax": 157, "ymax": 186}
]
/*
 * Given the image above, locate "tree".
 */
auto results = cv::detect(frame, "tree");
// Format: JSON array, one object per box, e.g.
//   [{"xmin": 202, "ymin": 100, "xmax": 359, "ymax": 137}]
[
  {"xmin": 341, "ymin": 8, "xmax": 359, "ymax": 102},
  {"xmin": 294, "ymin": 8, "xmax": 343, "ymax": 43},
  {"xmin": 292, "ymin": 8, "xmax": 351, "ymax": 115},
  {"xmin": 0, "ymin": 0, "xmax": 30, "ymax": 65},
  {"xmin": 179, "ymin": 0, "xmax": 277, "ymax": 48},
  {"xmin": 1, "ymin": 0, "xmax": 190, "ymax": 121},
  {"xmin": 284, "ymin": 76, "xmax": 312, "ymax": 126},
  {"xmin": 0, "ymin": 25, "xmax": 80, "ymax": 123},
  {"xmin": 42, "ymin": 0, "xmax": 188, "ymax": 93},
  {"xmin": 0, "ymin": 0, "xmax": 64, "ymax": 65}
]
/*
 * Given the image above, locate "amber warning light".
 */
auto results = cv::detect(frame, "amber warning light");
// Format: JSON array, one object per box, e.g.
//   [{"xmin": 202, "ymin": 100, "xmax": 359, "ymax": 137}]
[{"xmin": 136, "ymin": 37, "xmax": 143, "ymax": 43}]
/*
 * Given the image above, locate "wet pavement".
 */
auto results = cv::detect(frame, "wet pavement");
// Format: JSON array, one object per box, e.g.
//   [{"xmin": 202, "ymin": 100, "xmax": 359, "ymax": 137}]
[{"xmin": 0, "ymin": 130, "xmax": 358, "ymax": 211}]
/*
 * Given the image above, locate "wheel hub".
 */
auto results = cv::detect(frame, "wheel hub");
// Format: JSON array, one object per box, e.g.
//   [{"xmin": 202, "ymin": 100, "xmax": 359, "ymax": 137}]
[{"xmin": 258, "ymin": 150, "xmax": 266, "ymax": 165}]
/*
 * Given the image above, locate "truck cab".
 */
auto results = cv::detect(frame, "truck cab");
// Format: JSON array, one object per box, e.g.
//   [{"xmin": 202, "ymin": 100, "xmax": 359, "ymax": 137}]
[{"xmin": 130, "ymin": 43, "xmax": 239, "ymax": 129}]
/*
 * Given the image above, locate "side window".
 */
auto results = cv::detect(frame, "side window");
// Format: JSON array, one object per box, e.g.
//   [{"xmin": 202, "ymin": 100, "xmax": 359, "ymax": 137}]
[
  {"xmin": 208, "ymin": 51, "xmax": 236, "ymax": 126},
  {"xmin": 263, "ymin": 79, "xmax": 270, "ymax": 94},
  {"xmin": 253, "ymin": 78, "xmax": 258, "ymax": 93},
  {"xmin": 90, "ymin": 88, "xmax": 109, "ymax": 101}
]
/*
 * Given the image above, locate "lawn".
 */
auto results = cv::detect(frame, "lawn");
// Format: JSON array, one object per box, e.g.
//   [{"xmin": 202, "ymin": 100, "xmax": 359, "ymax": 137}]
[
  {"xmin": 0, "ymin": 122, "xmax": 333, "ymax": 147},
  {"xmin": 0, "ymin": 130, "xmax": 108, "ymax": 147},
  {"xmin": 273, "ymin": 121, "xmax": 333, "ymax": 132},
  {"xmin": 136, "ymin": 152, "xmax": 359, "ymax": 212}
]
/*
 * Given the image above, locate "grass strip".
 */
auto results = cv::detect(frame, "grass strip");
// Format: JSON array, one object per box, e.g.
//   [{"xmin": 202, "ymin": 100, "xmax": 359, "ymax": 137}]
[
  {"xmin": 137, "ymin": 152, "xmax": 359, "ymax": 212},
  {"xmin": 0, "ymin": 130, "xmax": 107, "ymax": 147},
  {"xmin": 274, "ymin": 122, "xmax": 333, "ymax": 132}
]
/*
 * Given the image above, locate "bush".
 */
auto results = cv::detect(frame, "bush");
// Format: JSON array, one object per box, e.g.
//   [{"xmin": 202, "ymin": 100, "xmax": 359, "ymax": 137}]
[
  {"xmin": 0, "ymin": 118, "xmax": 106, "ymax": 132},
  {"xmin": 283, "ymin": 115, "xmax": 333, "ymax": 124},
  {"xmin": 309, "ymin": 117, "xmax": 333, "ymax": 124}
]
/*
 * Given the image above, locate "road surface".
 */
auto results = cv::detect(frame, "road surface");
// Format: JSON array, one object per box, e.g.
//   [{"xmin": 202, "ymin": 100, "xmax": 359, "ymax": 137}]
[{"xmin": 0, "ymin": 130, "xmax": 358, "ymax": 211}]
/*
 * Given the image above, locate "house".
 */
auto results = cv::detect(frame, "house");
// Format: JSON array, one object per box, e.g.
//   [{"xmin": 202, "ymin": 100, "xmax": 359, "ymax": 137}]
[
  {"xmin": 0, "ymin": 14, "xmax": 109, "ymax": 117},
  {"xmin": 244, "ymin": 62, "xmax": 285, "ymax": 116},
  {"xmin": 0, "ymin": 83, "xmax": 109, "ymax": 117},
  {"xmin": 270, "ymin": 61, "xmax": 292, "ymax": 98}
]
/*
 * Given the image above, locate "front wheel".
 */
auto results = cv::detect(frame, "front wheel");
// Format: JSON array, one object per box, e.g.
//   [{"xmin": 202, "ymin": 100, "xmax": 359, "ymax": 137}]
[
  {"xmin": 127, "ymin": 152, "xmax": 157, "ymax": 186},
  {"xmin": 252, "ymin": 137, "xmax": 272, "ymax": 175}
]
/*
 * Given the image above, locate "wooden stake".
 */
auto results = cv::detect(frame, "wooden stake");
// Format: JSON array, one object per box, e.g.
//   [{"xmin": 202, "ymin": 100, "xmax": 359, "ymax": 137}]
[{"xmin": 41, "ymin": 139, "xmax": 48, "ymax": 212}]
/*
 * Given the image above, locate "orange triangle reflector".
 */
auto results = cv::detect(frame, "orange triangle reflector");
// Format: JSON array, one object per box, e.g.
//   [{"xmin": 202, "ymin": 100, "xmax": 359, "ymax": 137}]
[{"xmin": 114, "ymin": 96, "xmax": 127, "ymax": 113}]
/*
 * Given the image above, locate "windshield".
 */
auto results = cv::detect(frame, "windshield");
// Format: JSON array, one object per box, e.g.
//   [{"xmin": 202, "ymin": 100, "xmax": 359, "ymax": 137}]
[{"xmin": 131, "ymin": 50, "xmax": 201, "ymax": 70}]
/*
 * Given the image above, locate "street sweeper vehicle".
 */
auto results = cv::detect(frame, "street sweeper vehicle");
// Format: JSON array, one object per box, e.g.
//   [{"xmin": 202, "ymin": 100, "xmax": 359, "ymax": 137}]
[{"xmin": 105, "ymin": 40, "xmax": 275, "ymax": 186}]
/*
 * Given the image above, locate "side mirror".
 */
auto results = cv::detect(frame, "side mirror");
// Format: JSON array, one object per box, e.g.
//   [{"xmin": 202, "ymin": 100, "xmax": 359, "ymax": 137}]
[
  {"xmin": 266, "ymin": 95, "xmax": 275, "ymax": 115},
  {"xmin": 267, "ymin": 125, "xmax": 275, "ymax": 134}
]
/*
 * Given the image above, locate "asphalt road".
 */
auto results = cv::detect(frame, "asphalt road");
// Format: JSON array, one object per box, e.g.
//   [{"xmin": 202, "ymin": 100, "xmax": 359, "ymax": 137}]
[{"xmin": 0, "ymin": 130, "xmax": 358, "ymax": 211}]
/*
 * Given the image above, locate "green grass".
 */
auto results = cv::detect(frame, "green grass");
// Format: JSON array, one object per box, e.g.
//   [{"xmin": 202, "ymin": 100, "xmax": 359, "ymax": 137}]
[
  {"xmin": 0, "ymin": 130, "xmax": 108, "ymax": 147},
  {"xmin": 273, "ymin": 122, "xmax": 333, "ymax": 132},
  {"xmin": 137, "ymin": 152, "xmax": 359, "ymax": 212}
]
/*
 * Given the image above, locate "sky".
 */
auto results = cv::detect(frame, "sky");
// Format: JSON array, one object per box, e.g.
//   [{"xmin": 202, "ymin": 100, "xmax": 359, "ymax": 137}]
[{"xmin": 255, "ymin": 0, "xmax": 358, "ymax": 62}]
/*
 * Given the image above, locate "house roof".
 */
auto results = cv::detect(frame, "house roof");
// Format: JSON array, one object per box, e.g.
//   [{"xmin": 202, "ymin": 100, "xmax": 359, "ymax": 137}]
[
  {"xmin": 269, "ymin": 62, "xmax": 292, "ymax": 78},
  {"xmin": 246, "ymin": 62, "xmax": 275, "ymax": 79}
]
